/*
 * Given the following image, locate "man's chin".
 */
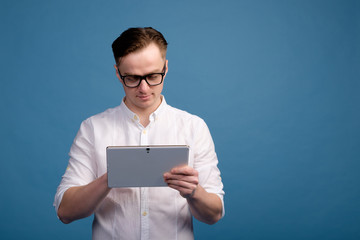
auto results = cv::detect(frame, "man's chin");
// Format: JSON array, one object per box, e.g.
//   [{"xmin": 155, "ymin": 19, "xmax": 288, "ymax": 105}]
[{"xmin": 135, "ymin": 100, "xmax": 154, "ymax": 109}]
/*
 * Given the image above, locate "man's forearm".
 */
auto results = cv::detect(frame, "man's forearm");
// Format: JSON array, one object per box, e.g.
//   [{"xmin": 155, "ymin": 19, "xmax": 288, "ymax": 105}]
[
  {"xmin": 187, "ymin": 185, "xmax": 223, "ymax": 225},
  {"xmin": 57, "ymin": 173, "xmax": 111, "ymax": 224}
]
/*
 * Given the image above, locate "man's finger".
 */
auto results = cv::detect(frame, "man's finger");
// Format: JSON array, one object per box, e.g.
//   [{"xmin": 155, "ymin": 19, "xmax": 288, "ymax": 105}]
[{"xmin": 170, "ymin": 166, "xmax": 198, "ymax": 176}]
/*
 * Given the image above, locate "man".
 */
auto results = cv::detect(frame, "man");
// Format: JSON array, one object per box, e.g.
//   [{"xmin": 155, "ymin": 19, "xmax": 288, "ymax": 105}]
[{"xmin": 54, "ymin": 27, "xmax": 224, "ymax": 239}]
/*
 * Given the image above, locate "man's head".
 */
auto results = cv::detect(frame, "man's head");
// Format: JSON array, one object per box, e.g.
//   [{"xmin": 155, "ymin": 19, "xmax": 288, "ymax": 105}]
[
  {"xmin": 112, "ymin": 27, "xmax": 169, "ymax": 117},
  {"xmin": 112, "ymin": 27, "xmax": 168, "ymax": 65}
]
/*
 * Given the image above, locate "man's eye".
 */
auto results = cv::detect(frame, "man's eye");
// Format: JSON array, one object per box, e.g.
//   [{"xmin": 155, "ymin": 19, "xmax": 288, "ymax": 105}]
[
  {"xmin": 147, "ymin": 74, "xmax": 160, "ymax": 81},
  {"xmin": 126, "ymin": 76, "xmax": 139, "ymax": 82}
]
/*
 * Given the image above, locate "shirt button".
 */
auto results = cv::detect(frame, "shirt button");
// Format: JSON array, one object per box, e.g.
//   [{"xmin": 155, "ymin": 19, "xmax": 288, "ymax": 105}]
[
  {"xmin": 142, "ymin": 211, "xmax": 147, "ymax": 216},
  {"xmin": 134, "ymin": 115, "xmax": 138, "ymax": 120},
  {"xmin": 143, "ymin": 130, "xmax": 147, "ymax": 134}
]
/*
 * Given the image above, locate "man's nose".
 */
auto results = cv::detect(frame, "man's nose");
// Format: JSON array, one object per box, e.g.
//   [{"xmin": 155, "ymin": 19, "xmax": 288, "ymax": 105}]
[{"xmin": 138, "ymin": 78, "xmax": 150, "ymax": 91}]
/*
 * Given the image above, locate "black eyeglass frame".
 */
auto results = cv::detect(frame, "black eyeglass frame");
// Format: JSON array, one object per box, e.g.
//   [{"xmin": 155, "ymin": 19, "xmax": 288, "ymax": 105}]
[{"xmin": 117, "ymin": 64, "xmax": 167, "ymax": 88}]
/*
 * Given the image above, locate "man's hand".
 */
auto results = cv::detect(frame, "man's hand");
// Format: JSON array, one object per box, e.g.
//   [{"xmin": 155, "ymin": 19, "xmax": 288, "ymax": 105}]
[
  {"xmin": 163, "ymin": 165, "xmax": 199, "ymax": 198},
  {"xmin": 164, "ymin": 165, "xmax": 223, "ymax": 224}
]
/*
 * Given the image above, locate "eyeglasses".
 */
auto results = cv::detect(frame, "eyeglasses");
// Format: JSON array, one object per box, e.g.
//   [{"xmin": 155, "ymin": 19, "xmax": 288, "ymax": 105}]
[{"xmin": 117, "ymin": 64, "xmax": 166, "ymax": 88}]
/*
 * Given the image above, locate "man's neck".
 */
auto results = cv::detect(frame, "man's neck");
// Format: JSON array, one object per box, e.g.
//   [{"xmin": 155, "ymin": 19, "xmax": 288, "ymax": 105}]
[{"xmin": 136, "ymin": 109, "xmax": 152, "ymax": 127}]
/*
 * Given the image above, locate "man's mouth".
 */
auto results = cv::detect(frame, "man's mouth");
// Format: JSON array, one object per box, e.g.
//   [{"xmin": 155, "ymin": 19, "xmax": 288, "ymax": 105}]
[{"xmin": 138, "ymin": 95, "xmax": 151, "ymax": 100}]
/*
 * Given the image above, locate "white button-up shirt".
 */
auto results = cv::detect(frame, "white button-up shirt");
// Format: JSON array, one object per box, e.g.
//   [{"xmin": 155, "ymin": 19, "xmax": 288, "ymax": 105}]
[{"xmin": 54, "ymin": 97, "xmax": 224, "ymax": 240}]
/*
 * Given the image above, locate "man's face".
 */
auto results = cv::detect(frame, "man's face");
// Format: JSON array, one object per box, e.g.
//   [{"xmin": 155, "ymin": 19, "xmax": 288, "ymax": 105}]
[{"xmin": 115, "ymin": 43, "xmax": 168, "ymax": 115}]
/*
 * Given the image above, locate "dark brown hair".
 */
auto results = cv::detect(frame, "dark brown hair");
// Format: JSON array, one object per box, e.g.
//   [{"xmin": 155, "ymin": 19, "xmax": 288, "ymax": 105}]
[{"xmin": 112, "ymin": 27, "xmax": 168, "ymax": 65}]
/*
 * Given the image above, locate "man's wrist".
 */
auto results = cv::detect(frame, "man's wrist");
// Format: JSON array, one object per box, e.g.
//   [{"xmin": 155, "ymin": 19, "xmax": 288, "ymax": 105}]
[{"xmin": 185, "ymin": 185, "xmax": 198, "ymax": 199}]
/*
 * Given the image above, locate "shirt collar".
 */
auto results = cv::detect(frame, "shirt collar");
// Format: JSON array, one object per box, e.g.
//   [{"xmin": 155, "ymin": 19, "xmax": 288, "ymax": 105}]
[{"xmin": 119, "ymin": 95, "xmax": 167, "ymax": 123}]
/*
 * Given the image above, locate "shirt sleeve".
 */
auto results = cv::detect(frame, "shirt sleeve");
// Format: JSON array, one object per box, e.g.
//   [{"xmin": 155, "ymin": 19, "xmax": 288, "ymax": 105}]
[
  {"xmin": 53, "ymin": 118, "xmax": 97, "ymax": 213},
  {"xmin": 192, "ymin": 118, "xmax": 225, "ymax": 217}
]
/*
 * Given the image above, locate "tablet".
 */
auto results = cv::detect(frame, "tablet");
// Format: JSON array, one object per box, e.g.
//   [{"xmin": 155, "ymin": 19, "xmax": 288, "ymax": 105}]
[{"xmin": 107, "ymin": 145, "xmax": 189, "ymax": 188}]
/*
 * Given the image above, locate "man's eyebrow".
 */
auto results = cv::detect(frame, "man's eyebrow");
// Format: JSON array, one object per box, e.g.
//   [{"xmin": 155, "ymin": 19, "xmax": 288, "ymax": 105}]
[
  {"xmin": 123, "ymin": 68, "xmax": 163, "ymax": 76},
  {"xmin": 122, "ymin": 72, "xmax": 136, "ymax": 76},
  {"xmin": 122, "ymin": 70, "xmax": 141, "ymax": 76}
]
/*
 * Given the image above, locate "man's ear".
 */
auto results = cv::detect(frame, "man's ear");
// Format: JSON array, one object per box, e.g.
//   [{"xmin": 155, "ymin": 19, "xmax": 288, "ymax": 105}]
[
  {"xmin": 114, "ymin": 64, "xmax": 122, "ymax": 82},
  {"xmin": 164, "ymin": 60, "xmax": 169, "ymax": 77}
]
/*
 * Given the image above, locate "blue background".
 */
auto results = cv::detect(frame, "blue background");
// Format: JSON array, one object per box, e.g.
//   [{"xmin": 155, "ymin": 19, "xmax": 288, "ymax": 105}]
[{"xmin": 1, "ymin": 0, "xmax": 359, "ymax": 239}]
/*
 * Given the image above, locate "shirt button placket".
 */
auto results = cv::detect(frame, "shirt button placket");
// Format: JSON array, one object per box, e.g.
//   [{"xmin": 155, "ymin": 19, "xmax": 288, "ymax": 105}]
[
  {"xmin": 140, "ymin": 125, "xmax": 149, "ymax": 239},
  {"xmin": 140, "ymin": 128, "xmax": 148, "ymax": 145}
]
